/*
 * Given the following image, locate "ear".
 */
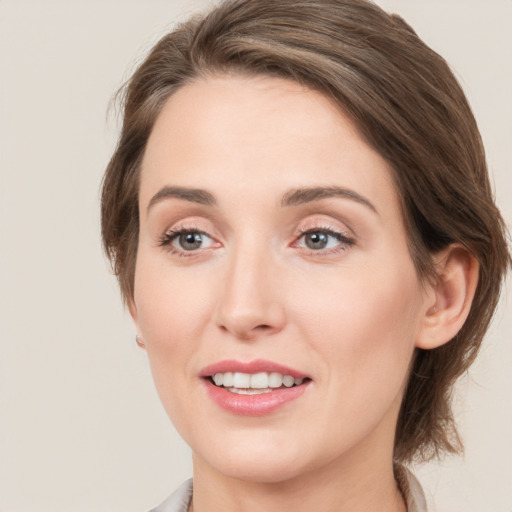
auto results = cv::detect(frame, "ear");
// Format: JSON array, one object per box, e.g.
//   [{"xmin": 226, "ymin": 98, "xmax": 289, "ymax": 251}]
[
  {"xmin": 416, "ymin": 244, "xmax": 479, "ymax": 350},
  {"xmin": 128, "ymin": 297, "xmax": 146, "ymax": 350}
]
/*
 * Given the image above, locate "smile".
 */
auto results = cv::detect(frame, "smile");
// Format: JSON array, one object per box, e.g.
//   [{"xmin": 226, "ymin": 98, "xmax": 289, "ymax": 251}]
[
  {"xmin": 211, "ymin": 371, "xmax": 305, "ymax": 394},
  {"xmin": 200, "ymin": 360, "xmax": 311, "ymax": 416}
]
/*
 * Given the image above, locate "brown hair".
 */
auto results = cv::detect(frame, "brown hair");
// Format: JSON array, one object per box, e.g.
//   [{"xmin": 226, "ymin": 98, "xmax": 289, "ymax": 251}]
[{"xmin": 101, "ymin": 0, "xmax": 510, "ymax": 463}]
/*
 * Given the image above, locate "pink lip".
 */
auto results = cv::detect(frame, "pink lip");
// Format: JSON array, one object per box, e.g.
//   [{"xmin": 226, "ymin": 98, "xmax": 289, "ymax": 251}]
[
  {"xmin": 199, "ymin": 359, "xmax": 308, "ymax": 379},
  {"xmin": 200, "ymin": 359, "xmax": 311, "ymax": 417}
]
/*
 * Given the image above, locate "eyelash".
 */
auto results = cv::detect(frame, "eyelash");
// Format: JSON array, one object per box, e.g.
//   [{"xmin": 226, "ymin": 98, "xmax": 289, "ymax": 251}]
[
  {"xmin": 293, "ymin": 226, "xmax": 355, "ymax": 255},
  {"xmin": 158, "ymin": 225, "xmax": 214, "ymax": 257},
  {"xmin": 158, "ymin": 224, "xmax": 355, "ymax": 257}
]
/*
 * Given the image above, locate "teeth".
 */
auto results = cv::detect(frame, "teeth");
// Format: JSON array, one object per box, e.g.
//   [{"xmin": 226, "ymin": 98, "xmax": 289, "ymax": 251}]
[
  {"xmin": 250, "ymin": 372, "xmax": 269, "ymax": 389},
  {"xmin": 226, "ymin": 387, "xmax": 273, "ymax": 395},
  {"xmin": 268, "ymin": 372, "xmax": 283, "ymax": 388},
  {"xmin": 222, "ymin": 372, "xmax": 234, "ymax": 387},
  {"xmin": 282, "ymin": 375, "xmax": 294, "ymax": 387},
  {"xmin": 211, "ymin": 371, "xmax": 305, "ymax": 391},
  {"xmin": 233, "ymin": 372, "xmax": 251, "ymax": 388}
]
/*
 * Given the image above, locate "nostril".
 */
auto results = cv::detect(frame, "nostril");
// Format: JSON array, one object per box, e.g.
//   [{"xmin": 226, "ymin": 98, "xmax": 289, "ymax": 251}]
[{"xmin": 215, "ymin": 301, "xmax": 286, "ymax": 339}]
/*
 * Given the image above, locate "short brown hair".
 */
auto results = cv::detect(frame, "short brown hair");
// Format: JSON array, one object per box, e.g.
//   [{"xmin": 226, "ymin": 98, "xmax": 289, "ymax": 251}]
[{"xmin": 101, "ymin": 0, "xmax": 510, "ymax": 463}]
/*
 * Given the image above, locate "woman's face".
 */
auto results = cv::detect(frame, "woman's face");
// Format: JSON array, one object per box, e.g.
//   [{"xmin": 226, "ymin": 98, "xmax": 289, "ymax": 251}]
[{"xmin": 132, "ymin": 75, "xmax": 431, "ymax": 483}]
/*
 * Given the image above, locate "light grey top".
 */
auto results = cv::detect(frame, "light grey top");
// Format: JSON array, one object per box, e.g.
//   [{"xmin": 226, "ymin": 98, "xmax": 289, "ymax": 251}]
[
  {"xmin": 402, "ymin": 469, "xmax": 428, "ymax": 512},
  {"xmin": 149, "ymin": 469, "xmax": 427, "ymax": 512},
  {"xmin": 149, "ymin": 479, "xmax": 193, "ymax": 512}
]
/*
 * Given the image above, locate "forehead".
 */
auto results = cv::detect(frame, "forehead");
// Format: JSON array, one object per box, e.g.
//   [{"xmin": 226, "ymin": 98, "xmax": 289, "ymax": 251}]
[{"xmin": 140, "ymin": 74, "xmax": 400, "ymax": 218}]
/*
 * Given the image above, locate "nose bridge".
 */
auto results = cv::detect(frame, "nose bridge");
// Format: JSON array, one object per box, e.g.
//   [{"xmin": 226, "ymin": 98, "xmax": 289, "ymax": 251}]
[{"xmin": 215, "ymin": 234, "xmax": 285, "ymax": 339}]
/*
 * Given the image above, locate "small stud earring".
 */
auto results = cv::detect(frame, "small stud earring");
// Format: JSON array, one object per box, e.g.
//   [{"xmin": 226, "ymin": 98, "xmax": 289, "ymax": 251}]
[{"xmin": 135, "ymin": 334, "xmax": 145, "ymax": 348}]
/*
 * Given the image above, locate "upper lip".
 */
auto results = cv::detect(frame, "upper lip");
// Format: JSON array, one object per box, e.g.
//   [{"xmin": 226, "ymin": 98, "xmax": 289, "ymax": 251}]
[{"xmin": 199, "ymin": 359, "xmax": 309, "ymax": 379}]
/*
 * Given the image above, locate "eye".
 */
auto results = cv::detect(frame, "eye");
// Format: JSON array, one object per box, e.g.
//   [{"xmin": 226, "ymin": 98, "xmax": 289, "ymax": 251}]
[
  {"xmin": 302, "ymin": 231, "xmax": 335, "ymax": 250},
  {"xmin": 160, "ymin": 228, "xmax": 216, "ymax": 254},
  {"xmin": 294, "ymin": 228, "xmax": 354, "ymax": 253},
  {"xmin": 174, "ymin": 231, "xmax": 212, "ymax": 251}
]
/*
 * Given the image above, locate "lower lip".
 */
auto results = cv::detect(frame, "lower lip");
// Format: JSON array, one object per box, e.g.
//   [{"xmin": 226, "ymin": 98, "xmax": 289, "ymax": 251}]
[{"xmin": 204, "ymin": 379, "xmax": 309, "ymax": 416}]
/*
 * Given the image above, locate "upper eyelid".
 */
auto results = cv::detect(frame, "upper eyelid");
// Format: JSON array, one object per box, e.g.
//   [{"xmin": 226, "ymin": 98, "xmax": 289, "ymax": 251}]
[
  {"xmin": 159, "ymin": 213, "xmax": 356, "ymax": 239},
  {"xmin": 163, "ymin": 218, "xmax": 218, "ymax": 236},
  {"xmin": 166, "ymin": 224, "xmax": 207, "ymax": 234},
  {"xmin": 295, "ymin": 218, "xmax": 355, "ymax": 238},
  {"xmin": 166, "ymin": 227, "xmax": 213, "ymax": 239},
  {"xmin": 297, "ymin": 224, "xmax": 346, "ymax": 234}
]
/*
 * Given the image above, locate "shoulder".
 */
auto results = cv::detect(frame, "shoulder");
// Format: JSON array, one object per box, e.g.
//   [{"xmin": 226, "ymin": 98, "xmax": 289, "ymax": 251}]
[{"xmin": 147, "ymin": 479, "xmax": 193, "ymax": 512}]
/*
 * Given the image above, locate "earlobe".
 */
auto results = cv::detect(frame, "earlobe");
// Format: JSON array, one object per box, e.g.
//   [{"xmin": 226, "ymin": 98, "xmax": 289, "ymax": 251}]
[
  {"xmin": 416, "ymin": 245, "xmax": 479, "ymax": 350},
  {"xmin": 135, "ymin": 334, "xmax": 146, "ymax": 348}
]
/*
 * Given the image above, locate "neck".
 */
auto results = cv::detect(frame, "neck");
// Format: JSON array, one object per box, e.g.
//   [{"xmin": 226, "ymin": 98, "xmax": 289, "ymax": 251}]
[
  {"xmin": 189, "ymin": 389, "xmax": 408, "ymax": 512},
  {"xmin": 190, "ymin": 448, "xmax": 406, "ymax": 512}
]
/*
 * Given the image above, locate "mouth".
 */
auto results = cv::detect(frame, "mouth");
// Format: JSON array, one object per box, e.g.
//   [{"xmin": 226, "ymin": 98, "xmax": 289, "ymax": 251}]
[
  {"xmin": 200, "ymin": 360, "xmax": 311, "ymax": 416},
  {"xmin": 207, "ymin": 371, "xmax": 309, "ymax": 395}
]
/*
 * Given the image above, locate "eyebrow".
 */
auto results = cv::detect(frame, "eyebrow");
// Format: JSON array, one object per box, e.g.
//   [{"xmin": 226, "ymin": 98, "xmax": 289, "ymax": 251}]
[
  {"xmin": 281, "ymin": 186, "xmax": 378, "ymax": 213},
  {"xmin": 147, "ymin": 186, "xmax": 216, "ymax": 212},
  {"xmin": 147, "ymin": 184, "xmax": 377, "ymax": 214}
]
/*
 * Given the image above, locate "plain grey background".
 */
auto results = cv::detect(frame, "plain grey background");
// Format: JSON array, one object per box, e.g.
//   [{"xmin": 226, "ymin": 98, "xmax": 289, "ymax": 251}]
[{"xmin": 0, "ymin": 1, "xmax": 510, "ymax": 511}]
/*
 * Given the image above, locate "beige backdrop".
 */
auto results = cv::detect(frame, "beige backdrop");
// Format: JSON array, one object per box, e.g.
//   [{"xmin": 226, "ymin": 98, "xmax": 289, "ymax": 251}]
[{"xmin": 0, "ymin": 1, "xmax": 510, "ymax": 511}]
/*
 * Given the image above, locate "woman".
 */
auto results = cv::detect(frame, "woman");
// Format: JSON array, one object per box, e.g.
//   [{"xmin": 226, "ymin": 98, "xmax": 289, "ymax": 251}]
[{"xmin": 101, "ymin": 1, "xmax": 510, "ymax": 510}]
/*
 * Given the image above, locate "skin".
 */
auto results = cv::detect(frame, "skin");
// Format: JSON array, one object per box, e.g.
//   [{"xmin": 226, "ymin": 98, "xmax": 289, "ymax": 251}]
[{"xmin": 130, "ymin": 75, "xmax": 478, "ymax": 512}]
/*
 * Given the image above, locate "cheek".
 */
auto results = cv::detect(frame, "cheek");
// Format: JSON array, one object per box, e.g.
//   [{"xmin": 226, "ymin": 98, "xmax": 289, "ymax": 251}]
[
  {"xmin": 291, "ymin": 256, "xmax": 422, "ymax": 392},
  {"xmin": 281, "ymin": 258, "xmax": 423, "ymax": 457},
  {"xmin": 132, "ymin": 257, "xmax": 213, "ymax": 413},
  {"xmin": 134, "ymin": 250, "xmax": 213, "ymax": 338}
]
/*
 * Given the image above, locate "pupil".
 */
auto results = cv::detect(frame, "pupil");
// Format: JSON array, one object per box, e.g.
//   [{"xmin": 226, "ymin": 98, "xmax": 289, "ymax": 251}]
[
  {"xmin": 180, "ymin": 232, "xmax": 202, "ymax": 250},
  {"xmin": 306, "ymin": 232, "xmax": 328, "ymax": 249}
]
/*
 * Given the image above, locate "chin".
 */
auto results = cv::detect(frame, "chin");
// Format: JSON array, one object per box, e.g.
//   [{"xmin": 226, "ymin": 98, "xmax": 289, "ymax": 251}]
[
  {"xmin": 206, "ymin": 452, "xmax": 309, "ymax": 484},
  {"xmin": 191, "ymin": 430, "xmax": 333, "ymax": 484}
]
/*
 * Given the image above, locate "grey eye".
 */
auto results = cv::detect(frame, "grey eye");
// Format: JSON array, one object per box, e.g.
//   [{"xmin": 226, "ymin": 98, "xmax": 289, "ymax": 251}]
[
  {"xmin": 304, "ymin": 232, "xmax": 330, "ymax": 250},
  {"xmin": 173, "ymin": 231, "xmax": 213, "ymax": 251},
  {"xmin": 296, "ymin": 229, "xmax": 354, "ymax": 252}
]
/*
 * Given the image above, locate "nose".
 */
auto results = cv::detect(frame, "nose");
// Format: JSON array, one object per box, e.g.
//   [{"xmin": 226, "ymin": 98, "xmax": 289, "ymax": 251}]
[{"xmin": 214, "ymin": 244, "xmax": 286, "ymax": 340}]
